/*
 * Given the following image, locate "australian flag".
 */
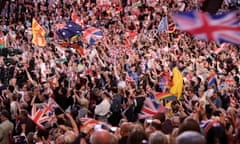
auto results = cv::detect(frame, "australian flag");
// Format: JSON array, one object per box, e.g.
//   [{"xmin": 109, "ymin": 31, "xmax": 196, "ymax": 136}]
[{"xmin": 56, "ymin": 21, "xmax": 82, "ymax": 39}]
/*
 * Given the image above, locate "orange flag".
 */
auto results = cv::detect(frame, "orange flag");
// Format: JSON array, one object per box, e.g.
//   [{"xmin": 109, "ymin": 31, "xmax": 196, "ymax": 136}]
[{"xmin": 32, "ymin": 18, "xmax": 47, "ymax": 47}]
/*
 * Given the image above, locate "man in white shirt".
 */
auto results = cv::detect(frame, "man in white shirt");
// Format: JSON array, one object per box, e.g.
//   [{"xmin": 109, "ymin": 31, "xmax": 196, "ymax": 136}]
[{"xmin": 94, "ymin": 91, "xmax": 111, "ymax": 123}]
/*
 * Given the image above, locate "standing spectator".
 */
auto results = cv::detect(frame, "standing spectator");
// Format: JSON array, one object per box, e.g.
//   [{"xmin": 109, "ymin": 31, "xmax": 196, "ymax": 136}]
[
  {"xmin": 0, "ymin": 110, "xmax": 14, "ymax": 144},
  {"xmin": 94, "ymin": 91, "xmax": 111, "ymax": 122}
]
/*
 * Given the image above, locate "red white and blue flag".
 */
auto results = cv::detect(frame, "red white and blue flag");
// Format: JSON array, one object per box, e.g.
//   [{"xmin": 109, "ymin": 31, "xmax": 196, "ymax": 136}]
[
  {"xmin": 207, "ymin": 74, "xmax": 217, "ymax": 87},
  {"xmin": 28, "ymin": 104, "xmax": 51, "ymax": 129},
  {"xmin": 83, "ymin": 27, "xmax": 103, "ymax": 45},
  {"xmin": 40, "ymin": 98, "xmax": 58, "ymax": 115},
  {"xmin": 139, "ymin": 98, "xmax": 166, "ymax": 119},
  {"xmin": 172, "ymin": 10, "xmax": 240, "ymax": 45}
]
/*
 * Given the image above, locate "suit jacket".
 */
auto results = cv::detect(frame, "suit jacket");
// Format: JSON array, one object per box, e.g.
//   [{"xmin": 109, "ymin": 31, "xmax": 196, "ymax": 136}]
[{"xmin": 0, "ymin": 120, "xmax": 14, "ymax": 144}]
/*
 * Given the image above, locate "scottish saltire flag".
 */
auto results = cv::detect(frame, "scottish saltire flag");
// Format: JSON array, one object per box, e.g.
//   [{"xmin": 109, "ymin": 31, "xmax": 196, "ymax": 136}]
[
  {"xmin": 157, "ymin": 16, "xmax": 168, "ymax": 33},
  {"xmin": 172, "ymin": 10, "xmax": 240, "ymax": 45},
  {"xmin": 83, "ymin": 27, "xmax": 103, "ymax": 45},
  {"xmin": 28, "ymin": 104, "xmax": 51, "ymax": 129},
  {"xmin": 56, "ymin": 21, "xmax": 82, "ymax": 39},
  {"xmin": 139, "ymin": 98, "xmax": 166, "ymax": 119}
]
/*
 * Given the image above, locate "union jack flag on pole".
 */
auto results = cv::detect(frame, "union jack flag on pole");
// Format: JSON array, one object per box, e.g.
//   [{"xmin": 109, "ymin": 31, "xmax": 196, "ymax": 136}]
[{"xmin": 172, "ymin": 10, "xmax": 240, "ymax": 45}]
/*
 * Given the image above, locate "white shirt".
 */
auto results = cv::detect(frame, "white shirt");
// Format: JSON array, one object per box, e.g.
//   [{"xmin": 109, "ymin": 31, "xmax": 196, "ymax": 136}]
[{"xmin": 94, "ymin": 99, "xmax": 110, "ymax": 116}]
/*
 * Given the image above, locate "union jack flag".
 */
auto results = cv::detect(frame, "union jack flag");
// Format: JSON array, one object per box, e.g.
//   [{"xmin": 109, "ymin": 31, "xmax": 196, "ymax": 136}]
[
  {"xmin": 28, "ymin": 104, "xmax": 51, "ymax": 129},
  {"xmin": 139, "ymin": 98, "xmax": 166, "ymax": 119},
  {"xmin": 83, "ymin": 27, "xmax": 103, "ymax": 45},
  {"xmin": 207, "ymin": 74, "xmax": 217, "ymax": 87},
  {"xmin": 200, "ymin": 119, "xmax": 221, "ymax": 133},
  {"xmin": 40, "ymin": 98, "xmax": 58, "ymax": 115},
  {"xmin": 172, "ymin": 10, "xmax": 240, "ymax": 45}
]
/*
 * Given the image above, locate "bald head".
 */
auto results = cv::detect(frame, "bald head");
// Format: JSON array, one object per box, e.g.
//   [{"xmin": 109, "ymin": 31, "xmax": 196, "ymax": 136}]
[{"xmin": 90, "ymin": 129, "xmax": 118, "ymax": 144}]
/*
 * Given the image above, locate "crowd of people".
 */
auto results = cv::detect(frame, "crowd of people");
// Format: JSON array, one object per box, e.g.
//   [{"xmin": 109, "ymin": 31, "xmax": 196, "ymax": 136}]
[{"xmin": 0, "ymin": 0, "xmax": 239, "ymax": 144}]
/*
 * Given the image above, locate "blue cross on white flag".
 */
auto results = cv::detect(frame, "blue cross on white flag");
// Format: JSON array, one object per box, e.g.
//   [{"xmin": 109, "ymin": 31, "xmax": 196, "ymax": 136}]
[{"xmin": 157, "ymin": 16, "xmax": 168, "ymax": 33}]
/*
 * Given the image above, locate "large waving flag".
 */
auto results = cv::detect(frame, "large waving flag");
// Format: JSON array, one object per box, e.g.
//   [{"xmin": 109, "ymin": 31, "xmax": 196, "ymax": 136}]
[
  {"xmin": 157, "ymin": 16, "xmax": 168, "ymax": 33},
  {"xmin": 83, "ymin": 27, "xmax": 103, "ymax": 45},
  {"xmin": 56, "ymin": 21, "xmax": 82, "ymax": 39},
  {"xmin": 139, "ymin": 98, "xmax": 166, "ymax": 119},
  {"xmin": 170, "ymin": 67, "xmax": 183, "ymax": 100},
  {"xmin": 172, "ymin": 10, "xmax": 240, "ymax": 45},
  {"xmin": 32, "ymin": 18, "xmax": 47, "ymax": 47}
]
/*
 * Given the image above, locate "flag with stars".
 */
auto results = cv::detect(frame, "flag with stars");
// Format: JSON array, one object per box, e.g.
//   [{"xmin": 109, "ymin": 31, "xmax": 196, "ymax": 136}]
[{"xmin": 56, "ymin": 21, "xmax": 82, "ymax": 39}]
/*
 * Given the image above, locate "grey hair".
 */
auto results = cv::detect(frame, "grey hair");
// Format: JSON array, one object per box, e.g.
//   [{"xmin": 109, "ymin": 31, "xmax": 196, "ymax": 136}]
[
  {"xmin": 149, "ymin": 131, "xmax": 169, "ymax": 144},
  {"xmin": 175, "ymin": 131, "xmax": 206, "ymax": 144}
]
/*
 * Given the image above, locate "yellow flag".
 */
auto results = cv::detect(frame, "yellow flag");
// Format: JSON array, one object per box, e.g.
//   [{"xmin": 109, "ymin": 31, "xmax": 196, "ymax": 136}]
[
  {"xmin": 32, "ymin": 18, "xmax": 46, "ymax": 47},
  {"xmin": 170, "ymin": 67, "xmax": 183, "ymax": 100}
]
